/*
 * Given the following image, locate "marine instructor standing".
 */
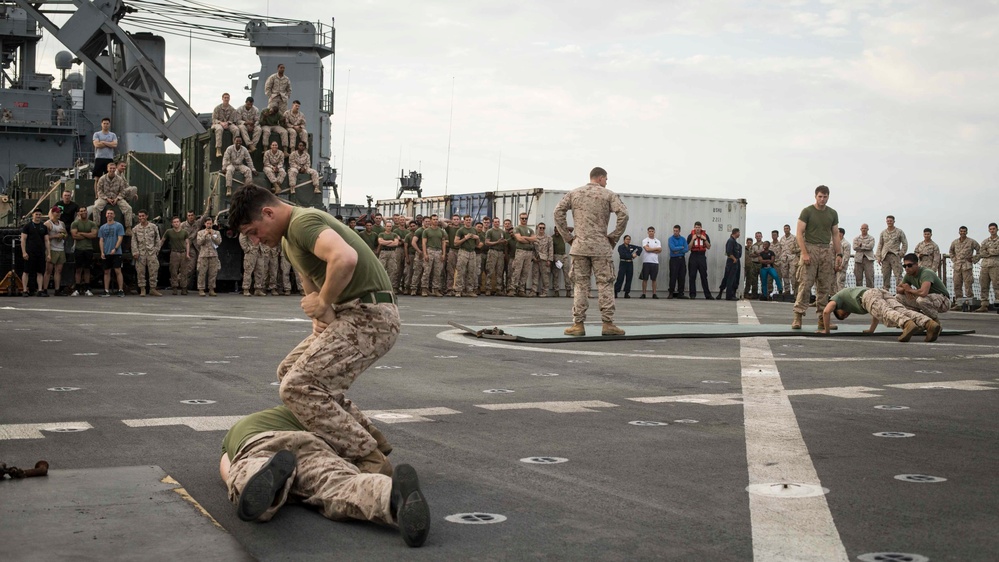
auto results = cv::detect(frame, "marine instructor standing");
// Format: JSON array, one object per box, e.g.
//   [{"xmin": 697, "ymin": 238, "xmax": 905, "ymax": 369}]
[{"xmin": 554, "ymin": 167, "xmax": 629, "ymax": 337}]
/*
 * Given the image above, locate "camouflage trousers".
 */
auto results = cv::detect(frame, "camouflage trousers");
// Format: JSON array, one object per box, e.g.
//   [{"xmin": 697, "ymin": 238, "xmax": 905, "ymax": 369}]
[
  {"xmin": 779, "ymin": 253, "xmax": 798, "ymax": 293},
  {"xmin": 279, "ymin": 252, "xmax": 296, "ymax": 292},
  {"xmin": 897, "ymin": 292, "xmax": 950, "ymax": 321},
  {"xmin": 396, "ymin": 250, "xmax": 406, "ymax": 291},
  {"xmin": 445, "ymin": 250, "xmax": 458, "ymax": 294},
  {"xmin": 952, "ymin": 265, "xmax": 973, "ymax": 299},
  {"xmin": 552, "ymin": 254, "xmax": 571, "ymax": 295},
  {"xmin": 264, "ymin": 165, "xmax": 287, "ymax": 187},
  {"xmin": 227, "ymin": 430, "xmax": 392, "ymax": 524},
  {"xmin": 834, "ymin": 264, "xmax": 847, "ymax": 294},
  {"xmin": 881, "ymin": 253, "xmax": 902, "ymax": 290},
  {"xmin": 509, "ymin": 249, "xmax": 534, "ymax": 294},
  {"xmin": 242, "ymin": 251, "xmax": 266, "ymax": 290},
  {"xmin": 212, "ymin": 122, "xmax": 239, "ymax": 148},
  {"xmin": 454, "ymin": 250, "xmax": 478, "ymax": 295},
  {"xmin": 409, "ymin": 254, "xmax": 424, "ymax": 293},
  {"xmin": 793, "ymin": 243, "xmax": 835, "ymax": 315},
  {"xmin": 422, "ymin": 249, "xmax": 445, "ymax": 293},
  {"xmin": 239, "ymin": 123, "xmax": 261, "ymax": 149},
  {"xmin": 263, "ymin": 249, "xmax": 280, "ymax": 290},
  {"xmin": 485, "ymin": 251, "xmax": 505, "ymax": 294},
  {"xmin": 571, "ymin": 255, "xmax": 615, "ymax": 324},
  {"xmin": 93, "ymin": 198, "xmax": 134, "ymax": 228},
  {"xmin": 135, "ymin": 252, "xmax": 159, "ymax": 290},
  {"xmin": 168, "ymin": 251, "xmax": 186, "ymax": 289},
  {"xmin": 745, "ymin": 262, "xmax": 761, "ymax": 295},
  {"xmin": 197, "ymin": 256, "xmax": 219, "ymax": 290},
  {"xmin": 183, "ymin": 248, "xmax": 199, "ymax": 289},
  {"xmin": 979, "ymin": 264, "xmax": 999, "ymax": 303},
  {"xmin": 532, "ymin": 260, "xmax": 551, "ymax": 296},
  {"xmin": 225, "ymin": 165, "xmax": 252, "ymax": 190},
  {"xmin": 277, "ymin": 301, "xmax": 400, "ymax": 460},
  {"xmin": 855, "ymin": 257, "xmax": 875, "ymax": 288},
  {"xmin": 862, "ymin": 288, "xmax": 932, "ymax": 329},
  {"xmin": 378, "ymin": 250, "xmax": 399, "ymax": 291}
]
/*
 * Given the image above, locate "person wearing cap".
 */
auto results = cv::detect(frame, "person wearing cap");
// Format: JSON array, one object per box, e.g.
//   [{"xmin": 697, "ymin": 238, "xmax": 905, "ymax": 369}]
[
  {"xmin": 237, "ymin": 96, "xmax": 262, "ymax": 152},
  {"xmin": 20, "ymin": 208, "xmax": 50, "ymax": 296},
  {"xmin": 42, "ymin": 206, "xmax": 69, "ymax": 296}
]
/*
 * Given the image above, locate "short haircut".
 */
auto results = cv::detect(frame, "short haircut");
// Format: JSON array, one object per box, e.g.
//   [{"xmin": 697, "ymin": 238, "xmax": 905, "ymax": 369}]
[
  {"xmin": 903, "ymin": 252, "xmax": 918, "ymax": 263},
  {"xmin": 886, "ymin": 215, "xmax": 895, "ymax": 220},
  {"xmin": 364, "ymin": 220, "xmax": 373, "ymax": 226},
  {"xmin": 647, "ymin": 226, "xmax": 655, "ymax": 231},
  {"xmin": 784, "ymin": 224, "xmax": 791, "ymax": 228},
  {"xmin": 101, "ymin": 117, "xmax": 111, "ymax": 124},
  {"xmin": 222, "ymin": 92, "xmax": 230, "ymax": 97},
  {"xmin": 815, "ymin": 185, "xmax": 829, "ymax": 195},
  {"xmin": 694, "ymin": 221, "xmax": 702, "ymax": 227},
  {"xmin": 674, "ymin": 225, "xmax": 681, "ymax": 230},
  {"xmin": 960, "ymin": 226, "xmax": 968, "ymax": 231},
  {"xmin": 474, "ymin": 221, "xmax": 483, "ymax": 227},
  {"xmin": 430, "ymin": 214, "xmax": 438, "ymax": 219},
  {"xmin": 838, "ymin": 228, "xmax": 845, "ymax": 234},
  {"xmin": 732, "ymin": 228, "xmax": 740, "ymax": 234},
  {"xmin": 138, "ymin": 209, "xmax": 148, "ymax": 215},
  {"xmin": 228, "ymin": 185, "xmax": 282, "ymax": 228},
  {"xmin": 991, "ymin": 223, "xmax": 998, "ymax": 229},
  {"xmin": 293, "ymin": 100, "xmax": 301, "ymax": 105},
  {"xmin": 187, "ymin": 210, "xmax": 196, "ymax": 215},
  {"xmin": 463, "ymin": 214, "xmax": 471, "ymax": 220},
  {"xmin": 923, "ymin": 228, "xmax": 932, "ymax": 234},
  {"xmin": 590, "ymin": 167, "xmax": 607, "ymax": 179},
  {"xmin": 772, "ymin": 230, "xmax": 779, "ymax": 235},
  {"xmin": 538, "ymin": 222, "xmax": 546, "ymax": 227},
  {"xmin": 171, "ymin": 216, "xmax": 180, "ymax": 222},
  {"xmin": 409, "ymin": 220, "xmax": 418, "ymax": 226},
  {"xmin": 32, "ymin": 208, "xmax": 42, "ymax": 214},
  {"xmin": 246, "ymin": 96, "xmax": 254, "ymax": 103}
]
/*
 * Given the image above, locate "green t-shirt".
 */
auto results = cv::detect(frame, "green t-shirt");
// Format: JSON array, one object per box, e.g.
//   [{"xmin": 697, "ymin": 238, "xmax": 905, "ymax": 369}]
[
  {"xmin": 404, "ymin": 231, "xmax": 416, "ymax": 255},
  {"xmin": 378, "ymin": 231, "xmax": 400, "ymax": 249},
  {"xmin": 903, "ymin": 267, "xmax": 950, "ymax": 298},
  {"xmin": 552, "ymin": 234, "xmax": 566, "ymax": 255},
  {"xmin": 393, "ymin": 227, "xmax": 407, "ymax": 240},
  {"xmin": 514, "ymin": 225, "xmax": 535, "ymax": 250},
  {"xmin": 475, "ymin": 232, "xmax": 486, "ymax": 253},
  {"xmin": 506, "ymin": 230, "xmax": 517, "ymax": 252},
  {"xmin": 221, "ymin": 406, "xmax": 307, "ymax": 462},
  {"xmin": 797, "ymin": 205, "xmax": 839, "ymax": 245},
  {"xmin": 829, "ymin": 287, "xmax": 869, "ymax": 315},
  {"xmin": 163, "ymin": 228, "xmax": 189, "ymax": 252},
  {"xmin": 446, "ymin": 226, "xmax": 460, "ymax": 249},
  {"xmin": 412, "ymin": 228, "xmax": 424, "ymax": 253},
  {"xmin": 485, "ymin": 228, "xmax": 505, "ymax": 251},
  {"xmin": 282, "ymin": 207, "xmax": 392, "ymax": 303},
  {"xmin": 422, "ymin": 227, "xmax": 445, "ymax": 251},
  {"xmin": 455, "ymin": 226, "xmax": 478, "ymax": 251},
  {"xmin": 70, "ymin": 219, "xmax": 97, "ymax": 252},
  {"xmin": 358, "ymin": 230, "xmax": 379, "ymax": 251},
  {"xmin": 371, "ymin": 224, "xmax": 385, "ymax": 235}
]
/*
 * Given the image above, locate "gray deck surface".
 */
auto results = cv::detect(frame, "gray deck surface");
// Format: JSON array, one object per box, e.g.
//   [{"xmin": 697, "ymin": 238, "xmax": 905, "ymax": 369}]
[{"xmin": 1, "ymin": 294, "xmax": 997, "ymax": 561}]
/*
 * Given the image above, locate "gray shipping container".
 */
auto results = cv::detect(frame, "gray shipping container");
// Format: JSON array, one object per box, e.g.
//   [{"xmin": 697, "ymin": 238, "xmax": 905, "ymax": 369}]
[{"xmin": 375, "ymin": 195, "xmax": 450, "ymax": 221}]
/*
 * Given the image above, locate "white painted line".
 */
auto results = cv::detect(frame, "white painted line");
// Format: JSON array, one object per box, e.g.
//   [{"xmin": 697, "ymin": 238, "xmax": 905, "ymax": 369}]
[
  {"xmin": 0, "ymin": 306, "xmax": 309, "ymax": 323},
  {"xmin": 0, "ymin": 421, "xmax": 94, "ymax": 440},
  {"xmin": 366, "ymin": 407, "xmax": 461, "ymax": 424},
  {"xmin": 628, "ymin": 393, "xmax": 743, "ymax": 406},
  {"xmin": 122, "ymin": 416, "xmax": 243, "ymax": 431},
  {"xmin": 885, "ymin": 380, "xmax": 999, "ymax": 391},
  {"xmin": 738, "ymin": 300, "xmax": 848, "ymax": 561},
  {"xmin": 785, "ymin": 386, "xmax": 883, "ymax": 399},
  {"xmin": 475, "ymin": 400, "xmax": 618, "ymax": 413}
]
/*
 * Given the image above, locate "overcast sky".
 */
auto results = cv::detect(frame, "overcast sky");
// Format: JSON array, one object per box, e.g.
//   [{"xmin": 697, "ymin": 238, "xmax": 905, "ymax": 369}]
[{"xmin": 38, "ymin": 0, "xmax": 999, "ymax": 243}]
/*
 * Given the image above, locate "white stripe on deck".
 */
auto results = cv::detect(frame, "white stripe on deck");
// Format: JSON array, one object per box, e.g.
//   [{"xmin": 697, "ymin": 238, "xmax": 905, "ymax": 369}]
[
  {"xmin": 121, "ymin": 416, "xmax": 244, "ymax": 431},
  {"xmin": 738, "ymin": 301, "xmax": 848, "ymax": 561},
  {"xmin": 0, "ymin": 422, "xmax": 93, "ymax": 439}
]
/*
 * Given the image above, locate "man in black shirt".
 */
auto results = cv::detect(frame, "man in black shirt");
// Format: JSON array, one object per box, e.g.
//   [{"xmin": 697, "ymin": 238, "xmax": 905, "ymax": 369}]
[
  {"xmin": 20, "ymin": 208, "xmax": 50, "ymax": 296},
  {"xmin": 721, "ymin": 228, "xmax": 742, "ymax": 301},
  {"xmin": 614, "ymin": 235, "xmax": 642, "ymax": 298},
  {"xmin": 54, "ymin": 189, "xmax": 80, "ymax": 294}
]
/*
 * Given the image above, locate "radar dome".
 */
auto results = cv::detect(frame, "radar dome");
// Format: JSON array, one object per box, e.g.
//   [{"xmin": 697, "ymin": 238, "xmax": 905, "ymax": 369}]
[
  {"xmin": 64, "ymin": 72, "xmax": 84, "ymax": 87},
  {"xmin": 55, "ymin": 51, "xmax": 75, "ymax": 70}
]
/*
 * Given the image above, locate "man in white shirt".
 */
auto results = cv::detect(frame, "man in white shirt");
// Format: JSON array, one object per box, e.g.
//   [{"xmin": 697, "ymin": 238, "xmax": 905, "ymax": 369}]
[{"xmin": 640, "ymin": 226, "xmax": 662, "ymax": 299}]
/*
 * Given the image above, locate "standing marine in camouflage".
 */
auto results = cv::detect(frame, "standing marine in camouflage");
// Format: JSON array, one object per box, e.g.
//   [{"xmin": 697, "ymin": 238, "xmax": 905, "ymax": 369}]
[
  {"xmin": 554, "ymin": 167, "xmax": 629, "ymax": 336},
  {"xmin": 443, "ymin": 214, "xmax": 461, "ymax": 296},
  {"xmin": 833, "ymin": 227, "xmax": 851, "ymax": 293},
  {"xmin": 532, "ymin": 223, "xmax": 554, "ymax": 297},
  {"xmin": 508, "ymin": 213, "xmax": 537, "ymax": 297},
  {"xmin": 779, "ymin": 224, "xmax": 799, "ymax": 295},
  {"xmin": 180, "ymin": 210, "xmax": 204, "ymax": 294},
  {"xmin": 262, "ymin": 244, "xmax": 281, "ymax": 296},
  {"xmin": 421, "ymin": 216, "xmax": 447, "ymax": 296},
  {"xmin": 914, "ymin": 228, "xmax": 941, "ymax": 273},
  {"xmin": 745, "ymin": 232, "xmax": 763, "ymax": 298},
  {"xmin": 283, "ymin": 100, "xmax": 308, "ymax": 151},
  {"xmin": 195, "ymin": 217, "xmax": 222, "ymax": 297},
  {"xmin": 877, "ymin": 215, "xmax": 908, "ymax": 291},
  {"xmin": 131, "ymin": 210, "xmax": 161, "ymax": 296},
  {"xmin": 160, "ymin": 216, "xmax": 189, "ymax": 295},
  {"xmin": 792, "ymin": 185, "xmax": 842, "ymax": 330},
  {"xmin": 377, "ymin": 219, "xmax": 402, "ymax": 292},
  {"xmin": 483, "ymin": 218, "xmax": 505, "ymax": 296},
  {"xmin": 852, "ymin": 224, "xmax": 876, "ymax": 288},
  {"xmin": 409, "ymin": 217, "xmax": 429, "ymax": 296},
  {"xmin": 264, "ymin": 64, "xmax": 292, "ymax": 113},
  {"xmin": 452, "ymin": 215, "xmax": 481, "ymax": 297},
  {"xmin": 239, "ymin": 232, "xmax": 266, "ymax": 296},
  {"xmin": 229, "ymin": 184, "xmax": 399, "ymax": 477},
  {"xmin": 947, "ymin": 226, "xmax": 979, "ymax": 307},
  {"xmin": 393, "ymin": 218, "xmax": 408, "ymax": 292},
  {"xmin": 551, "ymin": 225, "xmax": 572, "ymax": 297},
  {"xmin": 975, "ymin": 223, "xmax": 999, "ymax": 312}
]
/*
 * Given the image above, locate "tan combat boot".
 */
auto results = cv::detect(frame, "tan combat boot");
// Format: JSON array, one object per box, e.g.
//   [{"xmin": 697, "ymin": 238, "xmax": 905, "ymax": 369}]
[
  {"xmin": 243, "ymin": 289, "xmax": 251, "ymax": 296},
  {"xmin": 898, "ymin": 320, "xmax": 919, "ymax": 342},
  {"xmin": 254, "ymin": 289, "xmax": 266, "ymax": 296},
  {"xmin": 791, "ymin": 312, "xmax": 803, "ymax": 329},
  {"xmin": 564, "ymin": 323, "xmax": 586, "ymax": 336},
  {"xmin": 602, "ymin": 323, "xmax": 626, "ymax": 336},
  {"xmin": 975, "ymin": 304, "xmax": 990, "ymax": 312},
  {"xmin": 816, "ymin": 316, "xmax": 838, "ymax": 331},
  {"xmin": 199, "ymin": 290, "xmax": 206, "ymax": 297},
  {"xmin": 149, "ymin": 288, "xmax": 162, "ymax": 297},
  {"xmin": 139, "ymin": 288, "xmax": 146, "ymax": 297},
  {"xmin": 208, "ymin": 289, "xmax": 217, "ymax": 297},
  {"xmin": 924, "ymin": 320, "xmax": 942, "ymax": 342}
]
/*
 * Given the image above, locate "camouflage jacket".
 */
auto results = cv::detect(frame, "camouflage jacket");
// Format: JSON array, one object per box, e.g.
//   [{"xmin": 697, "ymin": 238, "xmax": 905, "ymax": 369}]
[
  {"xmin": 877, "ymin": 228, "xmax": 908, "ymax": 260},
  {"xmin": 130, "ymin": 222, "xmax": 160, "ymax": 257},
  {"xmin": 553, "ymin": 183, "xmax": 629, "ymax": 257},
  {"xmin": 212, "ymin": 103, "xmax": 238, "ymax": 125},
  {"xmin": 948, "ymin": 237, "xmax": 979, "ymax": 269},
  {"xmin": 914, "ymin": 241, "xmax": 941, "ymax": 271},
  {"xmin": 980, "ymin": 236, "xmax": 999, "ymax": 267},
  {"xmin": 263, "ymin": 149, "xmax": 285, "ymax": 169}
]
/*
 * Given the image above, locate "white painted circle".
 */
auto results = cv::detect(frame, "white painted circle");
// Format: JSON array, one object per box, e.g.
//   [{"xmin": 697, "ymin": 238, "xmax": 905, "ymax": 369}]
[
  {"xmin": 914, "ymin": 370, "xmax": 942, "ymax": 374},
  {"xmin": 44, "ymin": 426, "xmax": 89, "ymax": 433},
  {"xmin": 204, "ymin": 360, "xmax": 230, "ymax": 364},
  {"xmin": 857, "ymin": 553, "xmax": 929, "ymax": 562},
  {"xmin": 673, "ymin": 419, "xmax": 699, "ymax": 424},
  {"xmin": 629, "ymin": 421, "xmax": 669, "ymax": 426},
  {"xmin": 874, "ymin": 405, "xmax": 910, "ymax": 411},
  {"xmin": 434, "ymin": 355, "xmax": 458, "ymax": 359},
  {"xmin": 181, "ymin": 399, "xmax": 216, "ymax": 405},
  {"xmin": 566, "ymin": 359, "xmax": 591, "ymax": 364},
  {"xmin": 483, "ymin": 389, "xmax": 515, "ymax": 394},
  {"xmin": 225, "ymin": 356, "xmax": 240, "ymax": 358},
  {"xmin": 444, "ymin": 512, "xmax": 507, "ymax": 525},
  {"xmin": 238, "ymin": 336, "xmax": 258, "ymax": 339},
  {"xmin": 374, "ymin": 365, "xmax": 401, "ymax": 369},
  {"xmin": 520, "ymin": 457, "xmax": 569, "ymax": 464},
  {"xmin": 873, "ymin": 432, "xmax": 915, "ymax": 438},
  {"xmin": 117, "ymin": 372, "xmax": 147, "ymax": 376},
  {"xmin": 48, "ymin": 387, "xmax": 80, "ymax": 392},
  {"xmin": 701, "ymin": 380, "xmax": 729, "ymax": 384},
  {"xmin": 894, "ymin": 474, "xmax": 947, "ymax": 483},
  {"xmin": 74, "ymin": 352, "xmax": 98, "ymax": 356},
  {"xmin": 530, "ymin": 373, "xmax": 560, "ymax": 377},
  {"xmin": 746, "ymin": 483, "xmax": 830, "ymax": 498},
  {"xmin": 40, "ymin": 339, "xmax": 62, "ymax": 342},
  {"xmin": 145, "ymin": 343, "xmax": 166, "ymax": 346},
  {"xmin": 372, "ymin": 413, "xmax": 413, "ymax": 420}
]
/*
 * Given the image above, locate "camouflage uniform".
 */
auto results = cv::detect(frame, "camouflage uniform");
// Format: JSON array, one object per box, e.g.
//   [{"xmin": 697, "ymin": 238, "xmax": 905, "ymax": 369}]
[
  {"xmin": 223, "ymin": 144, "xmax": 255, "ymax": 193},
  {"xmin": 948, "ymin": 237, "xmax": 979, "ymax": 299},
  {"xmin": 226, "ymin": 430, "xmax": 392, "ymax": 524},
  {"xmin": 454, "ymin": 249, "xmax": 478, "ymax": 295},
  {"xmin": 263, "ymin": 148, "xmax": 287, "ymax": 188},
  {"xmin": 278, "ymin": 248, "xmax": 299, "ymax": 294},
  {"xmin": 94, "ymin": 172, "xmax": 134, "ymax": 227},
  {"xmin": 794, "ymin": 241, "xmax": 836, "ymax": 315},
  {"xmin": 914, "ymin": 240, "xmax": 941, "ymax": 273},
  {"xmin": 553, "ymin": 182, "xmax": 629, "ymax": 324},
  {"xmin": 551, "ymin": 232, "xmax": 571, "ymax": 297},
  {"xmin": 195, "ymin": 228, "xmax": 221, "ymax": 291},
  {"xmin": 852, "ymin": 233, "xmax": 876, "ymax": 288},
  {"xmin": 484, "ymin": 229, "xmax": 506, "ymax": 295},
  {"xmin": 833, "ymin": 238, "xmax": 851, "ymax": 293},
  {"xmin": 444, "ymin": 226, "xmax": 459, "ymax": 296},
  {"xmin": 288, "ymin": 150, "xmax": 321, "ymax": 193},
  {"xmin": 780, "ymin": 234, "xmax": 799, "ymax": 293},
  {"xmin": 211, "ymin": 103, "xmax": 240, "ymax": 149},
  {"xmin": 377, "ymin": 234, "xmax": 401, "ymax": 292},
  {"xmin": 262, "ymin": 245, "xmax": 280, "ymax": 292},
  {"xmin": 180, "ymin": 218, "xmax": 201, "ymax": 288},
  {"xmin": 236, "ymin": 104, "xmax": 262, "ymax": 150},
  {"xmin": 877, "ymin": 227, "xmax": 908, "ymax": 290},
  {"xmin": 239, "ymin": 233, "xmax": 266, "ymax": 292},
  {"xmin": 532, "ymin": 231, "xmax": 554, "ymax": 296},
  {"xmin": 131, "ymin": 221, "xmax": 160, "ymax": 291},
  {"xmin": 264, "ymin": 72, "xmax": 292, "ymax": 113},
  {"xmin": 260, "ymin": 109, "xmax": 289, "ymax": 150},
  {"xmin": 862, "ymin": 288, "xmax": 934, "ymax": 329},
  {"xmin": 283, "ymin": 108, "xmax": 309, "ymax": 149},
  {"xmin": 422, "ymin": 248, "xmax": 445, "ymax": 295},
  {"xmin": 978, "ymin": 235, "xmax": 999, "ymax": 304},
  {"xmin": 745, "ymin": 241, "xmax": 762, "ymax": 297}
]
